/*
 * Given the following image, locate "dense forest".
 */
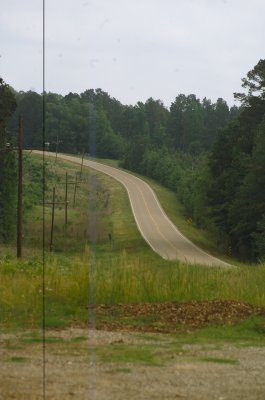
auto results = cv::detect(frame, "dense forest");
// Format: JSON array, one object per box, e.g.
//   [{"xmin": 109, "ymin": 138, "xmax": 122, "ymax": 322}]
[
  {"xmin": 0, "ymin": 78, "xmax": 17, "ymax": 242},
  {"xmin": 1, "ymin": 59, "xmax": 265, "ymax": 262}
]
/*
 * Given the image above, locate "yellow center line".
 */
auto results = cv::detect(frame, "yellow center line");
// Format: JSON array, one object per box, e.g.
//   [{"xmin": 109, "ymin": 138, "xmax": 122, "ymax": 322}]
[
  {"xmin": 48, "ymin": 154, "xmax": 177, "ymax": 254},
  {"xmin": 125, "ymin": 176, "xmax": 178, "ymax": 253}
]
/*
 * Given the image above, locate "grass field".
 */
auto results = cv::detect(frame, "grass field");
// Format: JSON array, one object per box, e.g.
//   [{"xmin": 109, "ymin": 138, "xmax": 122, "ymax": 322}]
[{"xmin": 0, "ymin": 153, "xmax": 265, "ymax": 339}]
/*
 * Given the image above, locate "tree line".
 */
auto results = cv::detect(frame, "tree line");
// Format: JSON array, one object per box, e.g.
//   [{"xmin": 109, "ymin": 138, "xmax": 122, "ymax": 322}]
[
  {"xmin": 120, "ymin": 60, "xmax": 265, "ymax": 261},
  {"xmin": 7, "ymin": 88, "xmax": 239, "ymax": 157},
  {"xmin": 0, "ymin": 78, "xmax": 17, "ymax": 243},
  {"xmin": 1, "ymin": 59, "xmax": 265, "ymax": 262}
]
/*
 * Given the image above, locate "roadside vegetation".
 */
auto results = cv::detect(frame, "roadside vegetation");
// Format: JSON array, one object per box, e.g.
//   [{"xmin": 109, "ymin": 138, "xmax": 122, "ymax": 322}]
[
  {"xmin": 0, "ymin": 155, "xmax": 265, "ymax": 338},
  {"xmin": 1, "ymin": 60, "xmax": 265, "ymax": 343},
  {"xmin": 3, "ymin": 60, "xmax": 265, "ymax": 263}
]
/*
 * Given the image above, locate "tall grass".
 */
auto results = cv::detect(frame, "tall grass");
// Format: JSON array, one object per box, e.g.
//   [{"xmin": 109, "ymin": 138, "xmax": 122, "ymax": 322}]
[
  {"xmin": 96, "ymin": 254, "xmax": 265, "ymax": 305},
  {"xmin": 1, "ymin": 253, "xmax": 265, "ymax": 328},
  {"xmin": 1, "ymin": 154, "xmax": 264, "ymax": 329}
]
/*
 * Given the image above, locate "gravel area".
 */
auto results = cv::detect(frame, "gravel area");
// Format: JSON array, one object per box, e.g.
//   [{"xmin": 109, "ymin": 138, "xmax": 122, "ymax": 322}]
[{"xmin": 1, "ymin": 328, "xmax": 265, "ymax": 400}]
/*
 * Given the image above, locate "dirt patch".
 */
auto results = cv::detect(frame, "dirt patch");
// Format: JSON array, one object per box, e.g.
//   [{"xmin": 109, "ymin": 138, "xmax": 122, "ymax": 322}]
[
  {"xmin": 94, "ymin": 300, "xmax": 265, "ymax": 332},
  {"xmin": 1, "ymin": 300, "xmax": 265, "ymax": 399},
  {"xmin": 1, "ymin": 328, "xmax": 265, "ymax": 400}
]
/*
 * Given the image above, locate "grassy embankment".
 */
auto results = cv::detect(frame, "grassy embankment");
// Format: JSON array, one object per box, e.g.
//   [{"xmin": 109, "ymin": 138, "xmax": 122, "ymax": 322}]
[{"xmin": 0, "ymin": 153, "xmax": 265, "ymax": 342}]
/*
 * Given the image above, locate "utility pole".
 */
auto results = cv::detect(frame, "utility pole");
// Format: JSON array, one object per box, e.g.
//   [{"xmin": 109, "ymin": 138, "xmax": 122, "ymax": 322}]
[
  {"xmin": 17, "ymin": 114, "xmax": 23, "ymax": 258},
  {"xmin": 45, "ymin": 188, "xmax": 67, "ymax": 252},
  {"xmin": 56, "ymin": 173, "xmax": 77, "ymax": 216}
]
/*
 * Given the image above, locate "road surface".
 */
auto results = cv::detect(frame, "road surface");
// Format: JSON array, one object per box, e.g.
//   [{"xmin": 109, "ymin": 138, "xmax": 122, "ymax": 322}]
[{"xmin": 34, "ymin": 151, "xmax": 230, "ymax": 266}]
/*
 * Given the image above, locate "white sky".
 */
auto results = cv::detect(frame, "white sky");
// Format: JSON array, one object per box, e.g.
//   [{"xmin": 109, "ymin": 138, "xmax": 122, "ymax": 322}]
[{"xmin": 1, "ymin": 0, "xmax": 264, "ymax": 107}]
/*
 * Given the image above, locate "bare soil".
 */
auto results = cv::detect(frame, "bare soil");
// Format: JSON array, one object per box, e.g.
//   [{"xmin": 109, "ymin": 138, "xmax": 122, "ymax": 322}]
[
  {"xmin": 1, "ymin": 329, "xmax": 265, "ymax": 400},
  {"xmin": 1, "ymin": 300, "xmax": 265, "ymax": 399}
]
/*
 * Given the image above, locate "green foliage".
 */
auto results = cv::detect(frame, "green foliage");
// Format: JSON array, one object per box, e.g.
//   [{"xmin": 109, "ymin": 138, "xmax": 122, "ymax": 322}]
[
  {"xmin": 22, "ymin": 157, "xmax": 45, "ymax": 211},
  {"xmin": 252, "ymin": 215, "xmax": 265, "ymax": 262},
  {"xmin": 122, "ymin": 146, "xmax": 211, "ymax": 233},
  {"xmin": 0, "ymin": 77, "xmax": 16, "ymax": 133},
  {"xmin": 7, "ymin": 86, "xmax": 238, "ymax": 163},
  {"xmin": 2, "ymin": 153, "xmax": 265, "ymax": 331},
  {"xmin": 207, "ymin": 60, "xmax": 265, "ymax": 260},
  {"xmin": 118, "ymin": 94, "xmax": 239, "ymax": 250},
  {"xmin": 6, "ymin": 69, "xmax": 265, "ymax": 263},
  {"xmin": 234, "ymin": 59, "xmax": 265, "ymax": 106},
  {"xmin": 95, "ymin": 108, "xmax": 124, "ymax": 159},
  {"xmin": 8, "ymin": 90, "xmax": 42, "ymax": 148},
  {"xmin": 0, "ymin": 151, "xmax": 17, "ymax": 242},
  {"xmin": 1, "ymin": 252, "xmax": 265, "ymax": 329},
  {"xmin": 8, "ymin": 89, "xmax": 125, "ymax": 159},
  {"xmin": 167, "ymin": 94, "xmax": 234, "ymax": 153},
  {"xmin": 0, "ymin": 77, "xmax": 17, "ymax": 243},
  {"xmin": 96, "ymin": 343, "xmax": 163, "ymax": 366}
]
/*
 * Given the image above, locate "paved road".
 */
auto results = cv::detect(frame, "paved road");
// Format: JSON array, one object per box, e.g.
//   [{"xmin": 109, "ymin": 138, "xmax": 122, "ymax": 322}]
[{"xmin": 35, "ymin": 151, "xmax": 230, "ymax": 266}]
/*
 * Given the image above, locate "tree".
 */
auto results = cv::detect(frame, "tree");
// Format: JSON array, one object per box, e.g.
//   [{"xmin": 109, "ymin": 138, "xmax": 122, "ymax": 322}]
[
  {"xmin": 95, "ymin": 109, "xmax": 123, "ymax": 159},
  {"xmin": 234, "ymin": 59, "xmax": 265, "ymax": 106},
  {"xmin": 121, "ymin": 135, "xmax": 149, "ymax": 172},
  {"xmin": 167, "ymin": 94, "xmax": 205, "ymax": 153},
  {"xmin": 8, "ymin": 90, "xmax": 42, "ymax": 148},
  {"xmin": 0, "ymin": 78, "xmax": 16, "ymax": 139},
  {"xmin": 144, "ymin": 98, "xmax": 168, "ymax": 147},
  {"xmin": 206, "ymin": 60, "xmax": 265, "ymax": 259},
  {"xmin": 0, "ymin": 78, "xmax": 17, "ymax": 242},
  {"xmin": 228, "ymin": 117, "xmax": 265, "ymax": 259}
]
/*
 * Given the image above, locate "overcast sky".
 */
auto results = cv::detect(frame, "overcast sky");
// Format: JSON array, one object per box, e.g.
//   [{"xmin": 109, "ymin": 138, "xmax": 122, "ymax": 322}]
[{"xmin": 1, "ymin": 0, "xmax": 264, "ymax": 107}]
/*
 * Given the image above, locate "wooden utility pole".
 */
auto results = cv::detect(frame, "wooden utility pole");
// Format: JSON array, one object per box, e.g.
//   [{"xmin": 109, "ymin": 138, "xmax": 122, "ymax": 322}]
[
  {"xmin": 45, "ymin": 188, "xmax": 67, "ymax": 252},
  {"xmin": 17, "ymin": 114, "xmax": 23, "ymax": 258},
  {"xmin": 50, "ymin": 187, "xmax": 55, "ymax": 252}
]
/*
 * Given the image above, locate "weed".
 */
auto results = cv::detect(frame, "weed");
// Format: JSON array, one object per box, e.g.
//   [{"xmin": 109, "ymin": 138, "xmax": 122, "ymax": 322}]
[
  {"xmin": 9, "ymin": 356, "xmax": 29, "ymax": 363},
  {"xmin": 199, "ymin": 357, "xmax": 239, "ymax": 365},
  {"xmin": 70, "ymin": 336, "xmax": 87, "ymax": 342},
  {"xmin": 44, "ymin": 317, "xmax": 67, "ymax": 329},
  {"xmin": 168, "ymin": 317, "xmax": 265, "ymax": 346},
  {"xmin": 96, "ymin": 343, "xmax": 163, "ymax": 366}
]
